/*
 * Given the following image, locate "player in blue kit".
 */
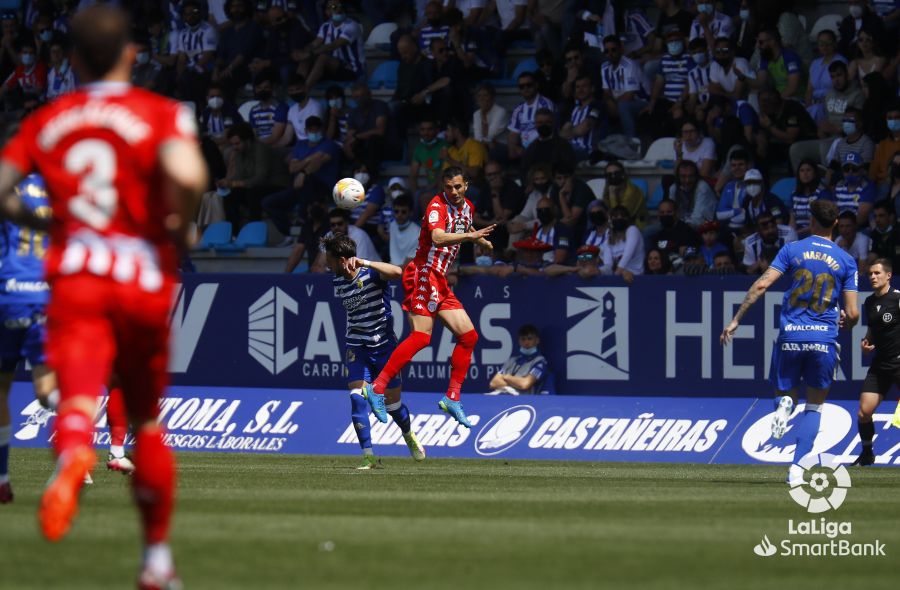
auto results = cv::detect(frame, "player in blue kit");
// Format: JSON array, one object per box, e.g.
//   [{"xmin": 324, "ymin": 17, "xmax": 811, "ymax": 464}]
[
  {"xmin": 0, "ymin": 174, "xmax": 57, "ymax": 503},
  {"xmin": 323, "ymin": 234, "xmax": 425, "ymax": 469},
  {"xmin": 721, "ymin": 199, "xmax": 859, "ymax": 473}
]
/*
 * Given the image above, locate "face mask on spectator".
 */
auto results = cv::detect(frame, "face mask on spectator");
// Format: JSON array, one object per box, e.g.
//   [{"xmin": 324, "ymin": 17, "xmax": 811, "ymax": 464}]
[
  {"xmin": 745, "ymin": 184, "xmax": 762, "ymax": 197},
  {"xmin": 888, "ymin": 119, "xmax": 900, "ymax": 133},
  {"xmin": 519, "ymin": 345, "xmax": 538, "ymax": 355},
  {"xmin": 39, "ymin": 30, "xmax": 52, "ymax": 42},
  {"xmin": 739, "ymin": 8, "xmax": 750, "ymax": 20},
  {"xmin": 692, "ymin": 52, "xmax": 707, "ymax": 65},
  {"xmin": 328, "ymin": 98, "xmax": 342, "ymax": 109},
  {"xmin": 208, "ymin": 96, "xmax": 224, "ymax": 109},
  {"xmin": 659, "ymin": 214, "xmax": 676, "ymax": 228},
  {"xmin": 20, "ymin": 53, "xmax": 35, "ymax": 66},
  {"xmin": 842, "ymin": 121, "xmax": 857, "ymax": 135},
  {"xmin": 536, "ymin": 207, "xmax": 554, "ymax": 225},
  {"xmin": 307, "ymin": 131, "xmax": 323, "ymax": 143},
  {"xmin": 606, "ymin": 171, "xmax": 625, "ymax": 186},
  {"xmin": 255, "ymin": 89, "xmax": 272, "ymax": 101},
  {"xmin": 667, "ymin": 41, "xmax": 684, "ymax": 55},
  {"xmin": 136, "ymin": 51, "xmax": 151, "ymax": 65},
  {"xmin": 332, "ymin": 13, "xmax": 345, "ymax": 23},
  {"xmin": 289, "ymin": 92, "xmax": 305, "ymax": 103},
  {"xmin": 390, "ymin": 189, "xmax": 405, "ymax": 198},
  {"xmin": 849, "ymin": 5, "xmax": 864, "ymax": 18},
  {"xmin": 611, "ymin": 218, "xmax": 629, "ymax": 232},
  {"xmin": 475, "ymin": 255, "xmax": 493, "ymax": 267},
  {"xmin": 354, "ymin": 172, "xmax": 370, "ymax": 186},
  {"xmin": 844, "ymin": 172, "xmax": 859, "ymax": 185},
  {"xmin": 536, "ymin": 124, "xmax": 553, "ymax": 139},
  {"xmin": 533, "ymin": 180, "xmax": 551, "ymax": 193},
  {"xmin": 697, "ymin": 3, "xmax": 713, "ymax": 14},
  {"xmin": 589, "ymin": 211, "xmax": 607, "ymax": 227}
]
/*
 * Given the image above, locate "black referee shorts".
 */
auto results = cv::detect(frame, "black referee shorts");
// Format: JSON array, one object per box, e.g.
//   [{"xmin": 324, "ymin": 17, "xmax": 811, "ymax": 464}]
[{"xmin": 862, "ymin": 366, "xmax": 900, "ymax": 396}]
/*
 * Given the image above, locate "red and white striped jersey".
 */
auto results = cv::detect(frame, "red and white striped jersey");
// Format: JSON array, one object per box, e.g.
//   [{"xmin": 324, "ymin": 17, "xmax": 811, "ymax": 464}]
[
  {"xmin": 1, "ymin": 82, "xmax": 198, "ymax": 292},
  {"xmin": 412, "ymin": 193, "xmax": 474, "ymax": 274}
]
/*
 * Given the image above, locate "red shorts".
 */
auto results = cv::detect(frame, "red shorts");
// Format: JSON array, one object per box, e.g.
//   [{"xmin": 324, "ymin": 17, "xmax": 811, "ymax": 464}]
[
  {"xmin": 45, "ymin": 274, "xmax": 174, "ymax": 421},
  {"xmin": 401, "ymin": 263, "xmax": 463, "ymax": 317}
]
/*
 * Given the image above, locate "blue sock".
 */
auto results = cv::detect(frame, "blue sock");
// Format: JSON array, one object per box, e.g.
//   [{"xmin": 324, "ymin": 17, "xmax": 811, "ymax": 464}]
[
  {"xmin": 350, "ymin": 390, "xmax": 373, "ymax": 451},
  {"xmin": 0, "ymin": 424, "xmax": 11, "ymax": 481},
  {"xmin": 386, "ymin": 401, "xmax": 411, "ymax": 434},
  {"xmin": 792, "ymin": 404, "xmax": 822, "ymax": 464}
]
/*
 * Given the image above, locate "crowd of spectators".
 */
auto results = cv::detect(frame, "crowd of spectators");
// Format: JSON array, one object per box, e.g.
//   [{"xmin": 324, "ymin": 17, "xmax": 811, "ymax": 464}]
[{"xmin": 7, "ymin": 1, "xmax": 900, "ymax": 280}]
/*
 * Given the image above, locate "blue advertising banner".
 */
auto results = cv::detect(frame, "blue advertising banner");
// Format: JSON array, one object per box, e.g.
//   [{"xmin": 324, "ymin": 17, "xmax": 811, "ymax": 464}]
[
  {"xmin": 168, "ymin": 274, "xmax": 875, "ymax": 398},
  {"xmin": 10, "ymin": 385, "xmax": 900, "ymax": 465}
]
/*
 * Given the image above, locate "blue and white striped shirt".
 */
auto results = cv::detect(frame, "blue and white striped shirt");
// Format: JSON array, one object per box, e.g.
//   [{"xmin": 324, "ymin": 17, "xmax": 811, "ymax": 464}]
[
  {"xmin": 334, "ymin": 267, "xmax": 393, "ymax": 349},
  {"xmin": 420, "ymin": 25, "xmax": 450, "ymax": 57},
  {"xmin": 569, "ymin": 100, "xmax": 602, "ymax": 151},
  {"xmin": 689, "ymin": 12, "xmax": 732, "ymax": 41},
  {"xmin": 171, "ymin": 22, "xmax": 218, "ymax": 70},
  {"xmin": 687, "ymin": 63, "xmax": 711, "ymax": 105},
  {"xmin": 601, "ymin": 56, "xmax": 646, "ymax": 99},
  {"xmin": 659, "ymin": 53, "xmax": 693, "ymax": 102},
  {"xmin": 834, "ymin": 178, "xmax": 876, "ymax": 217},
  {"xmin": 507, "ymin": 94, "xmax": 555, "ymax": 147},
  {"xmin": 791, "ymin": 185, "xmax": 833, "ymax": 232},
  {"xmin": 316, "ymin": 19, "xmax": 365, "ymax": 75}
]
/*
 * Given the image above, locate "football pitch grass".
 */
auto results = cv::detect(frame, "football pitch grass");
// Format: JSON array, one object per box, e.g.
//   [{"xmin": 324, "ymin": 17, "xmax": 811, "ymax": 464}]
[{"xmin": 2, "ymin": 450, "xmax": 900, "ymax": 590}]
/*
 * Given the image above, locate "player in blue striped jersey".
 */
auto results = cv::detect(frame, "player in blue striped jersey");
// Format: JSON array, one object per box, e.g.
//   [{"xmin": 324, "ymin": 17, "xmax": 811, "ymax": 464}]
[
  {"xmin": 323, "ymin": 234, "xmax": 425, "ymax": 469},
  {"xmin": 0, "ymin": 174, "xmax": 57, "ymax": 503}
]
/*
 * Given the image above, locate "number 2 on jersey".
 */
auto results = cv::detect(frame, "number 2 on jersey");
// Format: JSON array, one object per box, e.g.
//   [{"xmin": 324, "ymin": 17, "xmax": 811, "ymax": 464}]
[
  {"xmin": 789, "ymin": 268, "xmax": 836, "ymax": 313},
  {"xmin": 65, "ymin": 139, "xmax": 118, "ymax": 230}
]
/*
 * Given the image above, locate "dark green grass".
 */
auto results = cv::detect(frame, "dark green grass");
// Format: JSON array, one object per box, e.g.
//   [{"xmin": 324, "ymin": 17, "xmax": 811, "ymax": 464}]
[{"xmin": 2, "ymin": 449, "xmax": 899, "ymax": 589}]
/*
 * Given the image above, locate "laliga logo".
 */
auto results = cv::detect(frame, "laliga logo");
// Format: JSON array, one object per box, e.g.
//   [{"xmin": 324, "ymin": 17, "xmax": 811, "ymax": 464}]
[
  {"xmin": 15, "ymin": 399, "xmax": 55, "ymax": 441},
  {"xmin": 475, "ymin": 405, "xmax": 536, "ymax": 456},
  {"xmin": 741, "ymin": 403, "xmax": 851, "ymax": 463},
  {"xmin": 788, "ymin": 452, "xmax": 851, "ymax": 513}
]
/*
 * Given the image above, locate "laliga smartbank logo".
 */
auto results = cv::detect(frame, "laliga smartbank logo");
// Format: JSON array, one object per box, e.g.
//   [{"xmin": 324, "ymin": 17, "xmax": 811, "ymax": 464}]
[{"xmin": 753, "ymin": 453, "xmax": 886, "ymax": 558}]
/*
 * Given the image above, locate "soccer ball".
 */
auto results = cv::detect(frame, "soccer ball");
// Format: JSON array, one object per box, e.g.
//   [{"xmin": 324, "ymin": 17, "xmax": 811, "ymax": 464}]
[{"xmin": 333, "ymin": 177, "xmax": 366, "ymax": 210}]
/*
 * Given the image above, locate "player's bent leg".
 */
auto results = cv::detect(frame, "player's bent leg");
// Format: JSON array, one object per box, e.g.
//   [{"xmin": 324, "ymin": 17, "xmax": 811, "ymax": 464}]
[
  {"xmin": 791, "ymin": 385, "xmax": 829, "ymax": 466},
  {"xmin": 771, "ymin": 393, "xmax": 795, "ymax": 441},
  {"xmin": 348, "ymin": 382, "xmax": 380, "ymax": 469},
  {"xmin": 435, "ymin": 309, "xmax": 477, "ymax": 427},
  {"xmin": 31, "ymin": 364, "xmax": 59, "ymax": 411},
  {"xmin": 854, "ymin": 391, "xmax": 882, "ymax": 466},
  {"xmin": 385, "ymin": 386, "xmax": 424, "ymax": 461},
  {"xmin": 0, "ymin": 371, "xmax": 13, "ymax": 503},
  {"xmin": 106, "ymin": 381, "xmax": 135, "ymax": 475},
  {"xmin": 368, "ymin": 316, "xmax": 434, "ymax": 421}
]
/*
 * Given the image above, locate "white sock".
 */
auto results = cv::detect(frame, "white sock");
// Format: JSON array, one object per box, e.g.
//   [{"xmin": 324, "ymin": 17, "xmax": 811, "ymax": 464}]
[
  {"xmin": 110, "ymin": 445, "xmax": 124, "ymax": 459},
  {"xmin": 145, "ymin": 543, "xmax": 173, "ymax": 577},
  {"xmin": 385, "ymin": 401, "xmax": 402, "ymax": 412},
  {"xmin": 45, "ymin": 389, "xmax": 60, "ymax": 411},
  {"xmin": 0, "ymin": 474, "xmax": 8, "ymax": 485},
  {"xmin": 363, "ymin": 448, "xmax": 374, "ymax": 457}
]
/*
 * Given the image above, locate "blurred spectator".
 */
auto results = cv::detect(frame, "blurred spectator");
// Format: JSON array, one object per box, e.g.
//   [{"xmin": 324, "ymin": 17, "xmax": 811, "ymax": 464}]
[
  {"xmin": 199, "ymin": 83, "xmax": 242, "ymax": 147},
  {"xmin": 789, "ymin": 159, "xmax": 833, "ymax": 237},
  {"xmin": 716, "ymin": 148, "xmax": 752, "ymax": 228},
  {"xmin": 572, "ymin": 244, "xmax": 602, "ymax": 278},
  {"xmin": 456, "ymin": 241, "xmax": 515, "ymax": 277},
  {"xmin": 219, "ymin": 123, "xmax": 290, "ymax": 235},
  {"xmin": 835, "ymin": 210, "xmax": 871, "ymax": 273},
  {"xmin": 392, "ymin": 34, "xmax": 430, "ymax": 133},
  {"xmin": 600, "ymin": 34, "xmax": 647, "ymax": 138},
  {"xmin": 861, "ymin": 72, "xmax": 892, "ymax": 143},
  {"xmin": 583, "ymin": 201, "xmax": 609, "ymax": 248},
  {"xmin": 824, "ymin": 107, "xmax": 875, "ymax": 175},
  {"xmin": 551, "ymin": 162, "xmax": 593, "ymax": 241},
  {"xmin": 529, "ymin": 0, "xmax": 564, "ymax": 60},
  {"xmin": 533, "ymin": 195, "xmax": 572, "ymax": 264},
  {"xmin": 213, "ymin": 0, "xmax": 263, "ymax": 96},
  {"xmin": 888, "ymin": 152, "xmax": 900, "ymax": 206},
  {"xmin": 754, "ymin": 28, "xmax": 805, "ymax": 101},
  {"xmin": 534, "ymin": 48, "xmax": 563, "ymax": 104},
  {"xmin": 650, "ymin": 198, "xmax": 700, "ymax": 264},
  {"xmin": 511, "ymin": 236, "xmax": 553, "ymax": 276},
  {"xmin": 483, "ymin": 0, "xmax": 531, "ymax": 54},
  {"xmin": 652, "ymin": 0, "xmax": 694, "ymax": 56},
  {"xmin": 0, "ymin": 13, "xmax": 22, "ymax": 82},
  {"xmin": 708, "ymin": 36, "xmax": 754, "ymax": 103},
  {"xmin": 839, "ymin": 3, "xmax": 888, "ymax": 60},
  {"xmin": 171, "ymin": 0, "xmax": 218, "ymax": 104},
  {"xmin": 146, "ymin": 8, "xmax": 174, "ymax": 72},
  {"xmin": 387, "ymin": 194, "xmax": 419, "ymax": 267},
  {"xmin": 324, "ymin": 84, "xmax": 351, "ymax": 145},
  {"xmin": 645, "ymin": 247, "xmax": 674, "ymax": 275},
  {"xmin": 487, "ymin": 324, "xmax": 550, "ymax": 396},
  {"xmin": 410, "ymin": 118, "xmax": 449, "ymax": 210},
  {"xmin": 689, "ymin": 1, "xmax": 731, "ymax": 49},
  {"xmin": 246, "ymin": 71, "xmax": 291, "ymax": 147},
  {"xmin": 849, "ymin": 27, "xmax": 887, "ymax": 83},
  {"xmin": 262, "ymin": 116, "xmax": 340, "ymax": 236},
  {"xmin": 560, "ymin": 75, "xmax": 603, "ymax": 161},
  {"xmin": 642, "ymin": 25, "xmax": 690, "ymax": 137},
  {"xmin": 508, "ymin": 163, "xmax": 553, "ymax": 242},
  {"xmin": 698, "ymin": 221, "xmax": 728, "ymax": 267},
  {"xmin": 680, "ymin": 246, "xmax": 709, "ymax": 275},
  {"xmin": 507, "ymin": 70, "xmax": 555, "ymax": 162},
  {"xmin": 600, "ymin": 205, "xmax": 644, "ymax": 283},
  {"xmin": 685, "ymin": 37, "xmax": 711, "ymax": 119},
  {"xmin": 442, "ymin": 119, "xmax": 488, "ymax": 182},
  {"xmin": 559, "ymin": 41, "xmax": 588, "ymax": 102},
  {"xmin": 668, "ymin": 160, "xmax": 718, "ymax": 228},
  {"xmin": 417, "ymin": 0, "xmax": 450, "ymax": 58},
  {"xmin": 296, "ymin": 0, "xmax": 364, "ymax": 93},
  {"xmin": 286, "ymin": 73, "xmax": 324, "ymax": 143},
  {"xmin": 675, "ymin": 120, "xmax": 716, "ymax": 178},
  {"xmin": 285, "ymin": 201, "xmax": 329, "ymax": 272},
  {"xmin": 0, "ymin": 39, "xmax": 45, "ymax": 111},
  {"xmin": 254, "ymin": 5, "xmax": 313, "ymax": 86},
  {"xmin": 755, "ymin": 88, "xmax": 817, "ymax": 174},
  {"xmin": 347, "ymin": 164, "xmax": 386, "ymax": 244},
  {"xmin": 474, "ymin": 160, "xmax": 524, "ymax": 250},
  {"xmin": 446, "ymin": 7, "xmax": 499, "ymax": 82},
  {"xmin": 520, "ymin": 108, "xmax": 574, "ymax": 180},
  {"xmin": 423, "ymin": 36, "xmax": 469, "ymax": 126},
  {"xmin": 343, "ymin": 82, "xmax": 390, "ymax": 173},
  {"xmin": 742, "ymin": 211, "xmax": 797, "ymax": 275},
  {"xmin": 311, "ymin": 208, "xmax": 381, "ymax": 273},
  {"xmin": 131, "ymin": 32, "xmax": 163, "ymax": 92},
  {"xmin": 806, "ymin": 31, "xmax": 847, "ymax": 119},
  {"xmin": 834, "ymin": 151, "xmax": 877, "ymax": 227},
  {"xmin": 730, "ymin": 0, "xmax": 758, "ymax": 60},
  {"xmin": 710, "ymin": 250, "xmax": 737, "ymax": 274},
  {"xmin": 872, "ymin": 0, "xmax": 900, "ymax": 30},
  {"xmin": 601, "ymin": 161, "xmax": 647, "ymax": 229},
  {"xmin": 46, "ymin": 34, "xmax": 75, "ymax": 100},
  {"xmin": 472, "ymin": 82, "xmax": 508, "ymax": 153},
  {"xmin": 740, "ymin": 168, "xmax": 787, "ymax": 227},
  {"xmin": 868, "ymin": 200, "xmax": 900, "ymax": 268},
  {"xmin": 31, "ymin": 11, "xmax": 53, "ymax": 63},
  {"xmin": 361, "ymin": 0, "xmax": 407, "ymax": 26}
]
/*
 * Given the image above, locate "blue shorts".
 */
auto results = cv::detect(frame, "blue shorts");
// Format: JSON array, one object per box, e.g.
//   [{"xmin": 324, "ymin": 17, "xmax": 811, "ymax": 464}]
[
  {"xmin": 345, "ymin": 342, "xmax": 401, "ymax": 389},
  {"xmin": 769, "ymin": 341, "xmax": 839, "ymax": 391},
  {"xmin": 0, "ymin": 302, "xmax": 46, "ymax": 372}
]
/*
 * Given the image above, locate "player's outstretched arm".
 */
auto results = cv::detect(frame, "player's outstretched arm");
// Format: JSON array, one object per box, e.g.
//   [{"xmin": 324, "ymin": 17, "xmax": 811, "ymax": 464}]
[
  {"xmin": 431, "ymin": 224, "xmax": 496, "ymax": 247},
  {"xmin": 721, "ymin": 267, "xmax": 783, "ymax": 345},
  {"xmin": 349, "ymin": 257, "xmax": 403, "ymax": 280},
  {"xmin": 0, "ymin": 161, "xmax": 47, "ymax": 230},
  {"xmin": 160, "ymin": 139, "xmax": 208, "ymax": 251}
]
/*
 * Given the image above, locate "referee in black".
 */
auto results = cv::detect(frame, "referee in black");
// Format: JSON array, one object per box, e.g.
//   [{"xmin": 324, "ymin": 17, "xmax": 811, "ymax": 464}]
[{"xmin": 857, "ymin": 258, "xmax": 900, "ymax": 465}]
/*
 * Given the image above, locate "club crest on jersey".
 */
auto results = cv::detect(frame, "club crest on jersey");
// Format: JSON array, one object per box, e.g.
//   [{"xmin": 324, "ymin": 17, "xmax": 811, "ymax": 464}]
[
  {"xmin": 428, "ymin": 210, "xmax": 439, "ymax": 223},
  {"xmin": 884, "ymin": 313, "xmax": 893, "ymax": 323},
  {"xmin": 427, "ymin": 301, "xmax": 437, "ymax": 312},
  {"xmin": 453, "ymin": 217, "xmax": 468, "ymax": 234}
]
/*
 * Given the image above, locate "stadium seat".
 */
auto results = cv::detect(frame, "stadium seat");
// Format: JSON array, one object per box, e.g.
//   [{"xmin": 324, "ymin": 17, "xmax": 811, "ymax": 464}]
[
  {"xmin": 494, "ymin": 57, "xmax": 538, "ymax": 87},
  {"xmin": 214, "ymin": 221, "xmax": 267, "ymax": 252},
  {"xmin": 368, "ymin": 60, "xmax": 399, "ymax": 90},
  {"xmin": 797, "ymin": 14, "xmax": 807, "ymax": 31},
  {"xmin": 770, "ymin": 177, "xmax": 796, "ymax": 207},
  {"xmin": 644, "ymin": 137, "xmax": 676, "ymax": 163},
  {"xmin": 197, "ymin": 221, "xmax": 232, "ymax": 249},
  {"xmin": 237, "ymin": 99, "xmax": 258, "ymax": 122},
  {"xmin": 365, "ymin": 22, "xmax": 397, "ymax": 50},
  {"xmin": 587, "ymin": 178, "xmax": 606, "ymax": 199},
  {"xmin": 647, "ymin": 184, "xmax": 665, "ymax": 211},
  {"xmin": 632, "ymin": 178, "xmax": 648, "ymax": 198},
  {"xmin": 809, "ymin": 14, "xmax": 842, "ymax": 41}
]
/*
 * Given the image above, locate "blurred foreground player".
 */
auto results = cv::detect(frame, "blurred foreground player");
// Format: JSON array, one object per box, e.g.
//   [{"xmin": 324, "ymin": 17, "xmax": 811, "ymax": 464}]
[
  {"xmin": 0, "ymin": 6, "xmax": 206, "ymax": 588},
  {"xmin": 324, "ymin": 234, "xmax": 424, "ymax": 468},
  {"xmin": 0, "ymin": 174, "xmax": 57, "ymax": 503},
  {"xmin": 364, "ymin": 167, "xmax": 495, "ymax": 428},
  {"xmin": 721, "ymin": 200, "xmax": 858, "ymax": 477}
]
